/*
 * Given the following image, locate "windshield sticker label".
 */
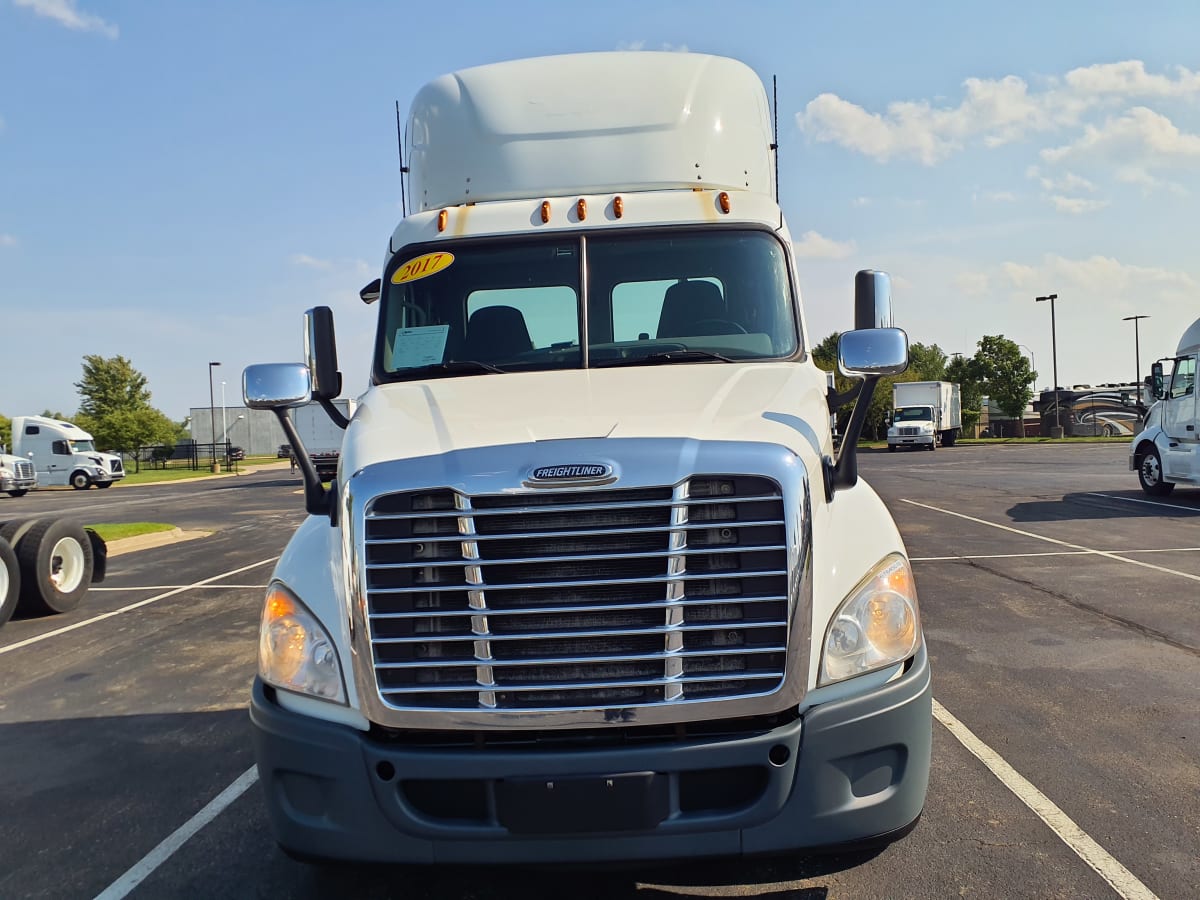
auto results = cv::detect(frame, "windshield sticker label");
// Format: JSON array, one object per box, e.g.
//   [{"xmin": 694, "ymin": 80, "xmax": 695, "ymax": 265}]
[
  {"xmin": 392, "ymin": 325, "xmax": 449, "ymax": 369},
  {"xmin": 392, "ymin": 251, "xmax": 454, "ymax": 285}
]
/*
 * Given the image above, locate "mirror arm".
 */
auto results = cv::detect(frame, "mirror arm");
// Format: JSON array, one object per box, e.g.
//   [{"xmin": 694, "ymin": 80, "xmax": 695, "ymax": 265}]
[
  {"xmin": 823, "ymin": 374, "xmax": 879, "ymax": 500},
  {"xmin": 273, "ymin": 409, "xmax": 333, "ymax": 518},
  {"xmin": 826, "ymin": 381, "xmax": 862, "ymax": 413},
  {"xmin": 319, "ymin": 397, "xmax": 351, "ymax": 430}
]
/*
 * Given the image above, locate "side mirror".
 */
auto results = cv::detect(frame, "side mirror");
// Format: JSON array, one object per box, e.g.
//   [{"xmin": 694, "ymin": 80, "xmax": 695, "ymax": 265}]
[
  {"xmin": 243, "ymin": 363, "xmax": 312, "ymax": 410},
  {"xmin": 838, "ymin": 328, "xmax": 910, "ymax": 377},
  {"xmin": 360, "ymin": 278, "xmax": 382, "ymax": 304},
  {"xmin": 304, "ymin": 307, "xmax": 342, "ymax": 401},
  {"xmin": 1151, "ymin": 362, "xmax": 1165, "ymax": 400}
]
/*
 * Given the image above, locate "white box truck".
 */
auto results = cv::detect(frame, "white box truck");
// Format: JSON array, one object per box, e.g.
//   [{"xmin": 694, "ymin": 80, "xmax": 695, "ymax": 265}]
[
  {"xmin": 11, "ymin": 416, "xmax": 125, "ymax": 489},
  {"xmin": 242, "ymin": 51, "xmax": 930, "ymax": 866},
  {"xmin": 1132, "ymin": 316, "xmax": 1200, "ymax": 495},
  {"xmin": 888, "ymin": 381, "xmax": 962, "ymax": 451}
]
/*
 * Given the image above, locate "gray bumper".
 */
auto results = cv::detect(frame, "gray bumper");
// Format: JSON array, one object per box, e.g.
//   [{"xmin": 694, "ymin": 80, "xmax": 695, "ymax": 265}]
[
  {"xmin": 250, "ymin": 644, "xmax": 931, "ymax": 864},
  {"xmin": 0, "ymin": 476, "xmax": 36, "ymax": 491}
]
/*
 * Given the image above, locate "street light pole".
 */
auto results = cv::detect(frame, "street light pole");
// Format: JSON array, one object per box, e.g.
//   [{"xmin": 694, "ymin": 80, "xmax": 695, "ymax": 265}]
[
  {"xmin": 1035, "ymin": 294, "xmax": 1061, "ymax": 438},
  {"xmin": 1122, "ymin": 315, "xmax": 1149, "ymax": 386},
  {"xmin": 221, "ymin": 381, "xmax": 228, "ymax": 458},
  {"xmin": 208, "ymin": 361, "xmax": 221, "ymax": 472}
]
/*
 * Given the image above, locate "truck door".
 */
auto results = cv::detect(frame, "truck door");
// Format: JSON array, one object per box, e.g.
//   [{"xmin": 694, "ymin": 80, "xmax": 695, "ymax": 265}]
[{"xmin": 1161, "ymin": 355, "xmax": 1197, "ymax": 477}]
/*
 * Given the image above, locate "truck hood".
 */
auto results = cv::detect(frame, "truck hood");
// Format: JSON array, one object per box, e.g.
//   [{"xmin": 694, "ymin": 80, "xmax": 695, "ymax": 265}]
[{"xmin": 342, "ymin": 363, "xmax": 830, "ymax": 472}]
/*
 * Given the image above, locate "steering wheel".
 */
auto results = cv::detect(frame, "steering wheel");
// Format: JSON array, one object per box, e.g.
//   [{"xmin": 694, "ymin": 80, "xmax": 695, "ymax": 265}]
[
  {"xmin": 396, "ymin": 302, "xmax": 428, "ymax": 327},
  {"xmin": 689, "ymin": 319, "xmax": 748, "ymax": 335}
]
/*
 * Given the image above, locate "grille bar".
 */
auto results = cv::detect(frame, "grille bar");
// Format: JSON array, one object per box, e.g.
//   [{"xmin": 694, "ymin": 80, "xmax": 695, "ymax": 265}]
[
  {"xmin": 370, "ymin": 619, "xmax": 785, "ymax": 644},
  {"xmin": 367, "ymin": 493, "xmax": 782, "ymax": 520},
  {"xmin": 381, "ymin": 672, "xmax": 782, "ymax": 696},
  {"xmin": 365, "ymin": 519, "xmax": 785, "ymax": 545},
  {"xmin": 369, "ymin": 569, "xmax": 787, "ymax": 595},
  {"xmin": 367, "ymin": 544, "xmax": 787, "ymax": 570},
  {"xmin": 374, "ymin": 645, "xmax": 787, "ymax": 669},
  {"xmin": 368, "ymin": 594, "xmax": 788, "ymax": 621}
]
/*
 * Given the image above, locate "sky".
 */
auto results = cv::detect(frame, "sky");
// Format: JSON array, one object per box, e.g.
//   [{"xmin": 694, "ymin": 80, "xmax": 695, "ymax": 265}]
[{"xmin": 3, "ymin": 0, "xmax": 1200, "ymax": 421}]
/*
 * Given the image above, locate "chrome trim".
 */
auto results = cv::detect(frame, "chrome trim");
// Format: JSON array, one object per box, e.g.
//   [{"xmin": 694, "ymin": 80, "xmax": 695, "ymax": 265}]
[{"xmin": 344, "ymin": 437, "xmax": 813, "ymax": 730}]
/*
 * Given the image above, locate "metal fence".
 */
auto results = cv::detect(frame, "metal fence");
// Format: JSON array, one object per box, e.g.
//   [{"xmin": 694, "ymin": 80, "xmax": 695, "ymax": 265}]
[{"xmin": 131, "ymin": 441, "xmax": 241, "ymax": 473}]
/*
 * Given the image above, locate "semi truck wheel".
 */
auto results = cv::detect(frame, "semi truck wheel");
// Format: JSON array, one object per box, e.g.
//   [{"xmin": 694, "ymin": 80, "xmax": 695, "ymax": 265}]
[
  {"xmin": 95, "ymin": 481, "xmax": 113, "ymax": 489},
  {"xmin": 12, "ymin": 518, "xmax": 94, "ymax": 615},
  {"xmin": 7, "ymin": 490, "xmax": 28, "ymax": 498},
  {"xmin": 1137, "ymin": 446, "xmax": 1175, "ymax": 497},
  {"xmin": 0, "ymin": 539, "xmax": 19, "ymax": 628},
  {"xmin": 70, "ymin": 471, "xmax": 92, "ymax": 490}
]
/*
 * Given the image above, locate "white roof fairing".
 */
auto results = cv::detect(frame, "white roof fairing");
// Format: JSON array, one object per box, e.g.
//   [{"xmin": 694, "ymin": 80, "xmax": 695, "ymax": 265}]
[{"xmin": 405, "ymin": 52, "xmax": 775, "ymax": 211}]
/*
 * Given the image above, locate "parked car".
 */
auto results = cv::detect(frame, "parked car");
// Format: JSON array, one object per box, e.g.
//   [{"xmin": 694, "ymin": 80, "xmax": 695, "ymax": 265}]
[
  {"xmin": 277, "ymin": 444, "xmax": 291, "ymax": 458},
  {"xmin": 228, "ymin": 447, "xmax": 245, "ymax": 462}
]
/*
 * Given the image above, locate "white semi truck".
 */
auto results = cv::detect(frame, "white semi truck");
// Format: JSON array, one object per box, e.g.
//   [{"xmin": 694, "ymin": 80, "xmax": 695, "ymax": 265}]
[
  {"xmin": 0, "ymin": 447, "xmax": 37, "ymax": 497},
  {"xmin": 243, "ymin": 51, "xmax": 930, "ymax": 866},
  {"xmin": 1131, "ymin": 316, "xmax": 1200, "ymax": 495},
  {"xmin": 11, "ymin": 416, "xmax": 125, "ymax": 490},
  {"xmin": 888, "ymin": 381, "xmax": 962, "ymax": 451}
]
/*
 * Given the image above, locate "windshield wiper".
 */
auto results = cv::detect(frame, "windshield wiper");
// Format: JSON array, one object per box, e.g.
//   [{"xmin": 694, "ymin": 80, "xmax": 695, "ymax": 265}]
[
  {"xmin": 398, "ymin": 360, "xmax": 507, "ymax": 378},
  {"xmin": 594, "ymin": 349, "xmax": 736, "ymax": 368}
]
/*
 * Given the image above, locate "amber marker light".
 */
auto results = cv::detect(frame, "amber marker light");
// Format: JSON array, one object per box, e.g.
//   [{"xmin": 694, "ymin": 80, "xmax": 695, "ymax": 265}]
[
  {"xmin": 265, "ymin": 587, "xmax": 297, "ymax": 621},
  {"xmin": 576, "ymin": 198, "xmax": 587, "ymax": 221},
  {"xmin": 541, "ymin": 200, "xmax": 551, "ymax": 223},
  {"xmin": 718, "ymin": 191, "xmax": 731, "ymax": 214},
  {"xmin": 613, "ymin": 196, "xmax": 624, "ymax": 218},
  {"xmin": 437, "ymin": 209, "xmax": 448, "ymax": 232}
]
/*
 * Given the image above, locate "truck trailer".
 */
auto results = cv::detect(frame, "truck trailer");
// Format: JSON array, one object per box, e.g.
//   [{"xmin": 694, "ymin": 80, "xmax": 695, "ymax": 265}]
[
  {"xmin": 888, "ymin": 381, "xmax": 961, "ymax": 451},
  {"xmin": 242, "ymin": 51, "xmax": 930, "ymax": 866}
]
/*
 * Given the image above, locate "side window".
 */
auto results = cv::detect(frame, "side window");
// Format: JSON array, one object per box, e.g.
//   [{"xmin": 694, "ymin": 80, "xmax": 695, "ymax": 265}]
[
  {"xmin": 52, "ymin": 440, "xmax": 70, "ymax": 455},
  {"xmin": 1169, "ymin": 357, "xmax": 1195, "ymax": 399},
  {"xmin": 25, "ymin": 425, "xmax": 39, "ymax": 435}
]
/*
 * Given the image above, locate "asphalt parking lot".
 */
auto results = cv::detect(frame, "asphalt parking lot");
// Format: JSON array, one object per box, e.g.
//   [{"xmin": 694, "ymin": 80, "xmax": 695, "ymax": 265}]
[{"xmin": 1, "ymin": 445, "xmax": 1197, "ymax": 899}]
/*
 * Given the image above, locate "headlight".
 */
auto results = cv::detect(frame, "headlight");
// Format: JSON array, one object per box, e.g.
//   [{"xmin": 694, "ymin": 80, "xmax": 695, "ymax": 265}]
[
  {"xmin": 821, "ymin": 553, "xmax": 920, "ymax": 684},
  {"xmin": 259, "ymin": 583, "xmax": 346, "ymax": 703},
  {"xmin": 920, "ymin": 424, "xmax": 934, "ymax": 432}
]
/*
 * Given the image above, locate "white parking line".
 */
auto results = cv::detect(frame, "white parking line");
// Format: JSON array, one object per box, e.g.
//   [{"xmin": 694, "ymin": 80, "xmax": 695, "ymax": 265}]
[
  {"xmin": 901, "ymin": 499, "xmax": 1200, "ymax": 583},
  {"xmin": 88, "ymin": 584, "xmax": 268, "ymax": 592},
  {"xmin": 934, "ymin": 700, "xmax": 1159, "ymax": 900},
  {"xmin": 92, "ymin": 766, "xmax": 259, "ymax": 900},
  {"xmin": 0, "ymin": 557, "xmax": 278, "ymax": 656},
  {"xmin": 1086, "ymin": 492, "xmax": 1200, "ymax": 513},
  {"xmin": 913, "ymin": 546, "xmax": 1200, "ymax": 562}
]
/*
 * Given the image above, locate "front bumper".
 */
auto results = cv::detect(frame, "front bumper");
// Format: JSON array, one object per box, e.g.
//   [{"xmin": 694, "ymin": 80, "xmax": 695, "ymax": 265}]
[
  {"xmin": 250, "ymin": 644, "xmax": 931, "ymax": 864},
  {"xmin": 888, "ymin": 435, "xmax": 934, "ymax": 447},
  {"xmin": 0, "ymin": 475, "xmax": 36, "ymax": 492}
]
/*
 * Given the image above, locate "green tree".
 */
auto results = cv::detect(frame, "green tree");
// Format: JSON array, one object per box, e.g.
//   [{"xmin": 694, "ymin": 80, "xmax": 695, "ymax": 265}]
[
  {"xmin": 946, "ymin": 354, "xmax": 985, "ymax": 434},
  {"xmin": 75, "ymin": 407, "xmax": 179, "ymax": 457},
  {"xmin": 907, "ymin": 342, "xmax": 948, "ymax": 381},
  {"xmin": 0, "ymin": 414, "xmax": 10, "ymax": 452},
  {"xmin": 75, "ymin": 355, "xmax": 152, "ymax": 418},
  {"xmin": 971, "ymin": 335, "xmax": 1037, "ymax": 435}
]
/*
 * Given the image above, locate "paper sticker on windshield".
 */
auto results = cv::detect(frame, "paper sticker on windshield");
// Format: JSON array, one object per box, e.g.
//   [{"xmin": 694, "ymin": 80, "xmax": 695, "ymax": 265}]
[
  {"xmin": 392, "ymin": 324, "xmax": 450, "ymax": 369},
  {"xmin": 392, "ymin": 252, "xmax": 454, "ymax": 285}
]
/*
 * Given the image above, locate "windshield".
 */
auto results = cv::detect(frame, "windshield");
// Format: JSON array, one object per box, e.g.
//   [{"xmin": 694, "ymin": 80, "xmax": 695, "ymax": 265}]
[
  {"xmin": 68, "ymin": 440, "xmax": 97, "ymax": 453},
  {"xmin": 895, "ymin": 407, "xmax": 933, "ymax": 422},
  {"xmin": 375, "ymin": 229, "xmax": 798, "ymax": 379}
]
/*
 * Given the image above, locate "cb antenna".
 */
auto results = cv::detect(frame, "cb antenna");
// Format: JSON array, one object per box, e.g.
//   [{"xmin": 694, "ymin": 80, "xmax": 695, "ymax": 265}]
[
  {"xmin": 395, "ymin": 100, "xmax": 409, "ymax": 217},
  {"xmin": 771, "ymin": 75, "xmax": 780, "ymax": 205}
]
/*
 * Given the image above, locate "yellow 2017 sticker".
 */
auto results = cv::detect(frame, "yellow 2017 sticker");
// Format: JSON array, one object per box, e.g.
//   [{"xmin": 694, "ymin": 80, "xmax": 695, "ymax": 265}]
[{"xmin": 391, "ymin": 251, "xmax": 455, "ymax": 285}]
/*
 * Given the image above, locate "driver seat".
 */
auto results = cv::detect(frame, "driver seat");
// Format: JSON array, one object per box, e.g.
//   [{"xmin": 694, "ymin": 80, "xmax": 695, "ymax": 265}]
[
  {"xmin": 656, "ymin": 280, "xmax": 728, "ymax": 338},
  {"xmin": 463, "ymin": 305, "xmax": 533, "ymax": 362}
]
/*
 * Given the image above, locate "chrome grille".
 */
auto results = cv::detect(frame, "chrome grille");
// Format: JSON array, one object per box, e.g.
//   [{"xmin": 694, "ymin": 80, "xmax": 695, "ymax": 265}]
[
  {"xmin": 15, "ymin": 460, "xmax": 34, "ymax": 479},
  {"xmin": 898, "ymin": 426, "xmax": 919, "ymax": 436},
  {"xmin": 363, "ymin": 476, "xmax": 789, "ymax": 711}
]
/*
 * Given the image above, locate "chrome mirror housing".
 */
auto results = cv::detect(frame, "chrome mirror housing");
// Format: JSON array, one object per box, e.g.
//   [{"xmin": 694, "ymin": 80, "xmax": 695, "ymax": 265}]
[
  {"xmin": 243, "ymin": 363, "xmax": 313, "ymax": 410},
  {"xmin": 838, "ymin": 328, "xmax": 910, "ymax": 378}
]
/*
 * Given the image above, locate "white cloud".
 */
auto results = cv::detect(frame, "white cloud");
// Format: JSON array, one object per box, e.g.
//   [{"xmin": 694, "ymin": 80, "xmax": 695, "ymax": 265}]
[
  {"xmin": 1050, "ymin": 195, "xmax": 1109, "ymax": 215},
  {"xmin": 974, "ymin": 189, "xmax": 1017, "ymax": 203},
  {"xmin": 792, "ymin": 230, "xmax": 855, "ymax": 259},
  {"xmin": 1063, "ymin": 60, "xmax": 1200, "ymax": 99},
  {"xmin": 1002, "ymin": 253, "xmax": 1196, "ymax": 296},
  {"xmin": 290, "ymin": 253, "xmax": 334, "ymax": 270},
  {"xmin": 953, "ymin": 272, "xmax": 990, "ymax": 296},
  {"xmin": 13, "ymin": 0, "xmax": 118, "ymax": 38},
  {"xmin": 1042, "ymin": 106, "xmax": 1200, "ymax": 165},
  {"xmin": 851, "ymin": 196, "xmax": 871, "ymax": 207},
  {"xmin": 0, "ymin": 233, "xmax": 16, "ymax": 247}
]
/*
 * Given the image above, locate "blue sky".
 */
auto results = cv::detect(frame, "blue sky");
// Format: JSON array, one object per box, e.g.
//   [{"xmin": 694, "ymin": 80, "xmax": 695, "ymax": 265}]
[{"xmin": 3, "ymin": 0, "xmax": 1199, "ymax": 420}]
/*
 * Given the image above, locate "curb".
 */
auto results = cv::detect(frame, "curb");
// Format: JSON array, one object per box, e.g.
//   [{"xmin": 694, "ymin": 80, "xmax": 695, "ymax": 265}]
[{"xmin": 105, "ymin": 528, "xmax": 211, "ymax": 557}]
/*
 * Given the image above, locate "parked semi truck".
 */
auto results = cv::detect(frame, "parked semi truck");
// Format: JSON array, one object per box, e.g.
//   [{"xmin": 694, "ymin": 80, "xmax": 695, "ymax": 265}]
[
  {"xmin": 11, "ymin": 416, "xmax": 125, "ymax": 489},
  {"xmin": 289, "ymin": 399, "xmax": 355, "ymax": 481},
  {"xmin": 888, "ymin": 381, "xmax": 961, "ymax": 451},
  {"xmin": 0, "ymin": 517, "xmax": 105, "ymax": 629},
  {"xmin": 1132, "ymin": 316, "xmax": 1200, "ymax": 495},
  {"xmin": 0, "ymin": 446, "xmax": 37, "ymax": 497},
  {"xmin": 243, "ymin": 51, "xmax": 930, "ymax": 866}
]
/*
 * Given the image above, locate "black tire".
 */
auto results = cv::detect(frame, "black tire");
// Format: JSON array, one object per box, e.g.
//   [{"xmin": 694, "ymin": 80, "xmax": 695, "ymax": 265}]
[
  {"xmin": 887, "ymin": 445, "xmax": 897, "ymax": 453},
  {"xmin": 95, "ymin": 481, "xmax": 113, "ymax": 489},
  {"xmin": 927, "ymin": 440, "xmax": 936, "ymax": 451},
  {"xmin": 13, "ymin": 518, "xmax": 94, "ymax": 615},
  {"xmin": 0, "ymin": 539, "xmax": 19, "ymax": 628},
  {"xmin": 942, "ymin": 429, "xmax": 958, "ymax": 447},
  {"xmin": 7, "ymin": 490, "xmax": 28, "ymax": 498},
  {"xmin": 1137, "ymin": 445, "xmax": 1175, "ymax": 497},
  {"xmin": 70, "ymin": 471, "xmax": 92, "ymax": 490}
]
